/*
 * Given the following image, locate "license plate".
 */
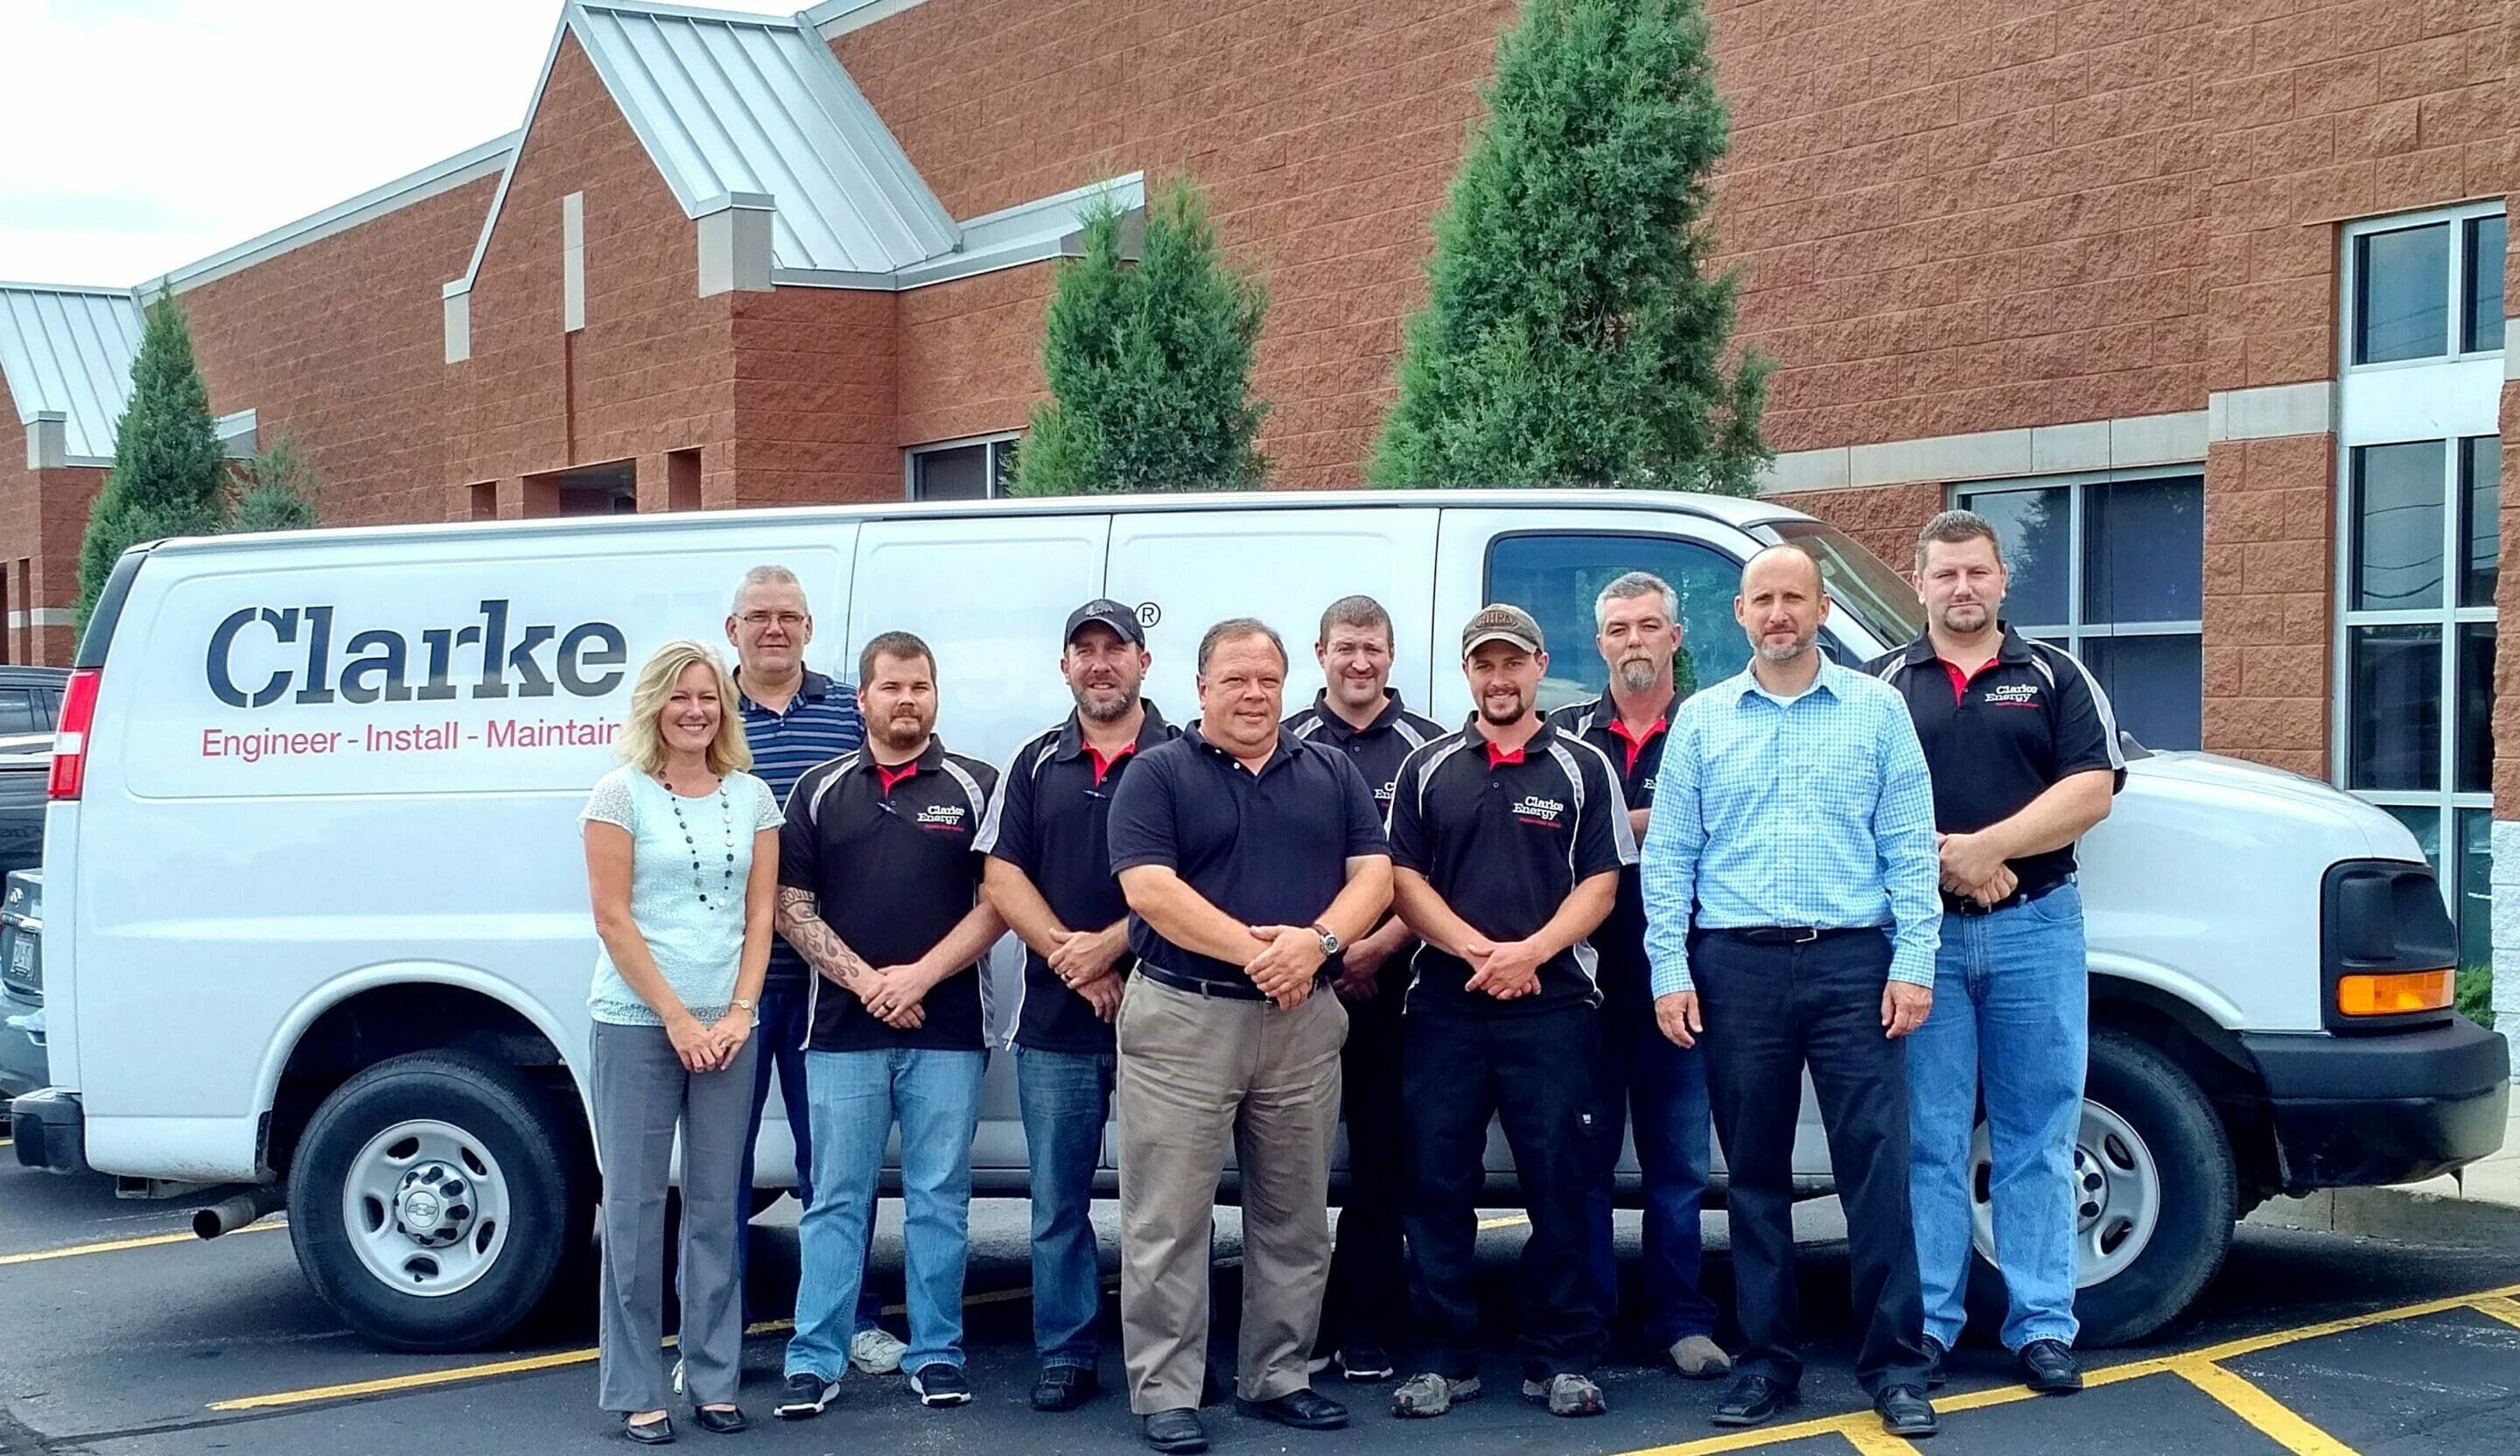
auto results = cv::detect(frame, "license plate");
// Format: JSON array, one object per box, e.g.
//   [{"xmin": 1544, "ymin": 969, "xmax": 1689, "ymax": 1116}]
[{"xmin": 4, "ymin": 928, "xmax": 34, "ymax": 983}]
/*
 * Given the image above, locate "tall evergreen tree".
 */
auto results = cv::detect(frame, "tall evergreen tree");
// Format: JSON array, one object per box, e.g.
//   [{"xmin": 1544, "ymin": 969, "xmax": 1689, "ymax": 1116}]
[
  {"xmin": 1368, "ymin": 0, "xmax": 1770, "ymax": 494},
  {"xmin": 229, "ymin": 432, "xmax": 322, "ymax": 534},
  {"xmin": 1013, "ymin": 175, "xmax": 1270, "ymax": 494},
  {"xmin": 77, "ymin": 294, "xmax": 227, "ymax": 628}
]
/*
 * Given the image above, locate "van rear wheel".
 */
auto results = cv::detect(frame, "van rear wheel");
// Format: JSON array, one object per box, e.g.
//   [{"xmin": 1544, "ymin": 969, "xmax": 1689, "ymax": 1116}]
[
  {"xmin": 289, "ymin": 1052, "xmax": 592, "ymax": 1351},
  {"xmin": 1962, "ymin": 1029, "xmax": 2235, "ymax": 1348}
]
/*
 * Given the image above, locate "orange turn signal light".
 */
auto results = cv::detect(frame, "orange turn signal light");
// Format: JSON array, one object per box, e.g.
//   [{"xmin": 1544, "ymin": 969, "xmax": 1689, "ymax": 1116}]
[{"xmin": 2335, "ymin": 969, "xmax": 2454, "ymax": 1017}]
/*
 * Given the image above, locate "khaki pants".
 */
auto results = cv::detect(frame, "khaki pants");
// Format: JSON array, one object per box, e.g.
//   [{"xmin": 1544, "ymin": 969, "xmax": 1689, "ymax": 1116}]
[{"xmin": 1116, "ymin": 976, "xmax": 1347, "ymax": 1413}]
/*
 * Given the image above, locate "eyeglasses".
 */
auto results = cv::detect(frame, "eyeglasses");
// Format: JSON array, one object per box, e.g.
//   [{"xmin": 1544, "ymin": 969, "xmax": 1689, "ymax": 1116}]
[{"xmin": 738, "ymin": 612, "xmax": 808, "ymax": 628}]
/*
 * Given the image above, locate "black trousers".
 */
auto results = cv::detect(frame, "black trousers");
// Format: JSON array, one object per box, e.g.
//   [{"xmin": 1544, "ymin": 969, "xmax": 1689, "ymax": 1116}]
[
  {"xmin": 1693, "ymin": 928, "xmax": 1928, "ymax": 1395},
  {"xmin": 1401, "ymin": 1002, "xmax": 1605, "ymax": 1382},
  {"xmin": 1325, "ymin": 980, "xmax": 1408, "ymax": 1347}
]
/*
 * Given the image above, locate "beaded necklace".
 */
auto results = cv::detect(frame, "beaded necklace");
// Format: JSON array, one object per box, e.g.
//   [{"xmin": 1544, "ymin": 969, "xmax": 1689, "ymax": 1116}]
[{"xmin": 659, "ymin": 772, "xmax": 736, "ymax": 907}]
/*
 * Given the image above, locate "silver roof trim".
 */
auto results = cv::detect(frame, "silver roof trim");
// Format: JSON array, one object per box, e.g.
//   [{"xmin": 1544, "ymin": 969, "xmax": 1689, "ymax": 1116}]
[
  {"xmin": 772, "ymin": 172, "xmax": 1147, "ymax": 292},
  {"xmin": 802, "ymin": 0, "xmax": 935, "ymax": 36},
  {"xmin": 0, "ymin": 284, "xmax": 144, "ymax": 458}
]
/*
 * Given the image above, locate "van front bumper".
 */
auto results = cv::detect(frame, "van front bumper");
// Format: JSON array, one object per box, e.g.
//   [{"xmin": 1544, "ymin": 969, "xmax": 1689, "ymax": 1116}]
[
  {"xmin": 2243, "ymin": 1018, "xmax": 2510, "ymax": 1191},
  {"xmin": 10, "ymin": 1086, "xmax": 86, "ymax": 1173}
]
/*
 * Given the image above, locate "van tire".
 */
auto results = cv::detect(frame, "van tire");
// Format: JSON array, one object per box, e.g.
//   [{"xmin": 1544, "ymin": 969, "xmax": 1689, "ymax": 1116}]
[
  {"xmin": 288, "ymin": 1052, "xmax": 592, "ymax": 1352},
  {"xmin": 1962, "ymin": 1029, "xmax": 2235, "ymax": 1348}
]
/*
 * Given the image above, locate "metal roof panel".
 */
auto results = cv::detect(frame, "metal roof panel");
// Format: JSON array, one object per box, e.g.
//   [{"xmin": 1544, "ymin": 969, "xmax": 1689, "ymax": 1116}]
[{"xmin": 0, "ymin": 284, "xmax": 144, "ymax": 461}]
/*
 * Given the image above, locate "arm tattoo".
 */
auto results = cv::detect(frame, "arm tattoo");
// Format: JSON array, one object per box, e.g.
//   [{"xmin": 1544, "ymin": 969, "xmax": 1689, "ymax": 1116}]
[{"xmin": 775, "ymin": 886, "xmax": 872, "ymax": 989}]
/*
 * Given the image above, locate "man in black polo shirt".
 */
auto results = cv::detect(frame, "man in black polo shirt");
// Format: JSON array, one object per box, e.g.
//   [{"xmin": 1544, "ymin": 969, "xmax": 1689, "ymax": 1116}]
[
  {"xmin": 1105, "ymin": 618, "xmax": 1394, "ymax": 1456},
  {"xmin": 1284, "ymin": 593, "xmax": 1440, "ymax": 1384},
  {"xmin": 976, "ymin": 599, "xmax": 1177, "ymax": 1414},
  {"xmin": 1867, "ymin": 511, "xmax": 2121, "ymax": 1396},
  {"xmin": 771, "ymin": 632, "xmax": 1004, "ymax": 1418},
  {"xmin": 1387, "ymin": 605, "xmax": 1632, "ymax": 1422},
  {"xmin": 1549, "ymin": 570, "xmax": 1728, "ymax": 1382}
]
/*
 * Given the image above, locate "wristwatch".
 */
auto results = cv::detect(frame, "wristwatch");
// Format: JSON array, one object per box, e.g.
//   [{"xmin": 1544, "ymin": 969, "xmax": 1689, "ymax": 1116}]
[
  {"xmin": 1310, "ymin": 923, "xmax": 1342, "ymax": 957},
  {"xmin": 732, "ymin": 998, "xmax": 757, "ymax": 1014}
]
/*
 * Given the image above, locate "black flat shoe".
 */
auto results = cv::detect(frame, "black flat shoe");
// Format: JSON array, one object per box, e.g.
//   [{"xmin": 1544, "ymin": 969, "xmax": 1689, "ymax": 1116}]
[
  {"xmin": 1143, "ymin": 1407, "xmax": 1208, "ymax": 1453},
  {"xmin": 1711, "ymin": 1374, "xmax": 1798, "ymax": 1427},
  {"xmin": 623, "ymin": 1414, "xmax": 675, "ymax": 1445},
  {"xmin": 692, "ymin": 1405, "xmax": 745, "ymax": 1435},
  {"xmin": 1032, "ymin": 1365, "xmax": 1100, "ymax": 1412},
  {"xmin": 1922, "ymin": 1334, "xmax": 1948, "ymax": 1390},
  {"xmin": 2019, "ymin": 1339, "xmax": 2082, "ymax": 1394},
  {"xmin": 1236, "ymin": 1388, "xmax": 1349, "ymax": 1430},
  {"xmin": 1876, "ymin": 1383, "xmax": 1939, "ymax": 1438}
]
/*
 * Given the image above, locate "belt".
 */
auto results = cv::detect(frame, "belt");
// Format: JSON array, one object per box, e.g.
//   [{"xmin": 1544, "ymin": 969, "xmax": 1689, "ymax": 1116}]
[
  {"xmin": 1943, "ymin": 876, "xmax": 2068, "ymax": 917},
  {"xmin": 1709, "ymin": 924, "xmax": 1886, "ymax": 946},
  {"xmin": 1137, "ymin": 961, "xmax": 1267, "ymax": 1002}
]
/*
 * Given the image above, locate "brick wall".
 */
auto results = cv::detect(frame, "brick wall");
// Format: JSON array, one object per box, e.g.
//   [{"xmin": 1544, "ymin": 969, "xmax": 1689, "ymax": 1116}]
[
  {"xmin": 446, "ymin": 34, "xmax": 738, "ymax": 513},
  {"xmin": 835, "ymin": 0, "xmax": 1522, "ymax": 483},
  {"xmin": 2202, "ymin": 433, "xmax": 2333, "ymax": 780},
  {"xmin": 0, "ymin": 409, "xmax": 102, "ymax": 665},
  {"xmin": 732, "ymin": 287, "xmax": 900, "ymax": 506},
  {"xmin": 183, "ymin": 174, "xmax": 496, "ymax": 528}
]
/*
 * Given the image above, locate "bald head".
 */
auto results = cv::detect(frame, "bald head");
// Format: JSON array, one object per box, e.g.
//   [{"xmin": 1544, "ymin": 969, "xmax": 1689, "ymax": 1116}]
[
  {"xmin": 1735, "ymin": 543, "xmax": 1830, "ymax": 668},
  {"xmin": 1742, "ymin": 543, "xmax": 1824, "ymax": 597}
]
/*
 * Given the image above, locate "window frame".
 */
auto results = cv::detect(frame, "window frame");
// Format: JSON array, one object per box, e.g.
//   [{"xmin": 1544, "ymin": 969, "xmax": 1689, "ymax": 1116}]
[
  {"xmin": 2333, "ymin": 202, "xmax": 2507, "ymax": 972},
  {"xmin": 1948, "ymin": 467, "xmax": 2207, "ymax": 748},
  {"xmin": 904, "ymin": 431, "xmax": 1020, "ymax": 501}
]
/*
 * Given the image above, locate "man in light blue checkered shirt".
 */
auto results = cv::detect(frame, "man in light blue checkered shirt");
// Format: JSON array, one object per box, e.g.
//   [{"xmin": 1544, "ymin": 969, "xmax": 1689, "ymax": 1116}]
[{"xmin": 1638, "ymin": 546, "xmax": 1942, "ymax": 1439}]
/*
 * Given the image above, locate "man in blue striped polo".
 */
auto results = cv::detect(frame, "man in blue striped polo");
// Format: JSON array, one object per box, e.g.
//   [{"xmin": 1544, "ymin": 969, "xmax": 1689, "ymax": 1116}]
[{"xmin": 724, "ymin": 564, "xmax": 900, "ymax": 1376}]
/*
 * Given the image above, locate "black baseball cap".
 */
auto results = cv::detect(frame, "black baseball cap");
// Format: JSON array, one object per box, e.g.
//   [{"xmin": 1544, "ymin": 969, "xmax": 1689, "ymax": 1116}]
[{"xmin": 1065, "ymin": 598, "xmax": 1146, "ymax": 648}]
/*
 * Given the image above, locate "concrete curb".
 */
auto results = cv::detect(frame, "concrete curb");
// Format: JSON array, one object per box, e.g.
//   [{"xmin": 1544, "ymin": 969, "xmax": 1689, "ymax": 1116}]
[{"xmin": 2247, "ymin": 1186, "xmax": 2520, "ymax": 1247}]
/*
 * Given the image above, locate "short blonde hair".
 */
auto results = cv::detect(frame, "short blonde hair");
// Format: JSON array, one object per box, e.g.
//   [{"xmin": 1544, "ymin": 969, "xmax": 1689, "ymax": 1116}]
[{"xmin": 618, "ymin": 640, "xmax": 752, "ymax": 778}]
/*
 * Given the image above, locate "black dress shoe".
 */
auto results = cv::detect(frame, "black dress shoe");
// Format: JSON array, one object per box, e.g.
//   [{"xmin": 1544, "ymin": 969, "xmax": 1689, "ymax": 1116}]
[
  {"xmin": 1876, "ymin": 1384, "xmax": 1939, "ymax": 1438},
  {"xmin": 1710, "ymin": 1374, "xmax": 1799, "ymax": 1427},
  {"xmin": 1143, "ymin": 1407, "xmax": 1209, "ymax": 1453},
  {"xmin": 1236, "ymin": 1388, "xmax": 1350, "ymax": 1430},
  {"xmin": 1032, "ymin": 1365, "xmax": 1101, "ymax": 1411},
  {"xmin": 692, "ymin": 1405, "xmax": 745, "ymax": 1435},
  {"xmin": 1922, "ymin": 1334, "xmax": 1948, "ymax": 1390},
  {"xmin": 623, "ymin": 1414, "xmax": 675, "ymax": 1445},
  {"xmin": 2019, "ymin": 1339, "xmax": 2083, "ymax": 1394}
]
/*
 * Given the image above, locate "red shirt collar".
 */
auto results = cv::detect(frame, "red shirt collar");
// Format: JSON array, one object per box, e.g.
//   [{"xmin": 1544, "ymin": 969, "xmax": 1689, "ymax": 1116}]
[
  {"xmin": 1485, "ymin": 739, "xmax": 1526, "ymax": 768},
  {"xmin": 875, "ymin": 760, "xmax": 920, "ymax": 794},
  {"xmin": 1085, "ymin": 739, "xmax": 1136, "ymax": 786},
  {"xmin": 1938, "ymin": 655, "xmax": 2002, "ymax": 706},
  {"xmin": 1606, "ymin": 713, "xmax": 1668, "ymax": 773}
]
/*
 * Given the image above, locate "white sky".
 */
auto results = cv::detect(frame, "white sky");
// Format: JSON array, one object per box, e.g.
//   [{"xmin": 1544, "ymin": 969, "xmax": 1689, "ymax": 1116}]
[{"xmin": 0, "ymin": 0, "xmax": 564, "ymax": 285}]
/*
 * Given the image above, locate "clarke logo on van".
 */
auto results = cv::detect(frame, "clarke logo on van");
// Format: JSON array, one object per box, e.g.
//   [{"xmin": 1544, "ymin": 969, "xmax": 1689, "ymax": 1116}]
[{"xmin": 206, "ymin": 599, "xmax": 629, "ymax": 710}]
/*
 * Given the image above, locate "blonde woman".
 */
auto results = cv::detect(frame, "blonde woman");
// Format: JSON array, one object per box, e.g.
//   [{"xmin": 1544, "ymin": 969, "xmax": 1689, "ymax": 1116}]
[{"xmin": 583, "ymin": 640, "xmax": 783, "ymax": 1443}]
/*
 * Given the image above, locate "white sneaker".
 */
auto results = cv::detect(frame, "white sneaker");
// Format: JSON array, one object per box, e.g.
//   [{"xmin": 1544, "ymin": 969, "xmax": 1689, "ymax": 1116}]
[
  {"xmin": 1670, "ymin": 1334, "xmax": 1733, "ymax": 1379},
  {"xmin": 850, "ymin": 1326, "xmax": 907, "ymax": 1375}
]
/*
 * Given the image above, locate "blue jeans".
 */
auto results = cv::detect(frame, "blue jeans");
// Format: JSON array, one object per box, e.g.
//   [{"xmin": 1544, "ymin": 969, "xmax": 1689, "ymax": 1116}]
[
  {"xmin": 737, "ymin": 981, "xmax": 885, "ymax": 1335},
  {"xmin": 786, "ymin": 1048, "xmax": 985, "ymax": 1379},
  {"xmin": 1909, "ymin": 882, "xmax": 2089, "ymax": 1351},
  {"xmin": 1586, "ymin": 1002, "xmax": 1718, "ymax": 1346},
  {"xmin": 1016, "ymin": 1046, "xmax": 1115, "ymax": 1370}
]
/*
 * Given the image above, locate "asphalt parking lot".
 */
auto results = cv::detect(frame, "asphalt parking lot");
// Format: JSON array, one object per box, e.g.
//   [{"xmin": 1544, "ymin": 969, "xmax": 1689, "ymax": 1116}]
[{"xmin": 3, "ymin": 1146, "xmax": 2516, "ymax": 1456}]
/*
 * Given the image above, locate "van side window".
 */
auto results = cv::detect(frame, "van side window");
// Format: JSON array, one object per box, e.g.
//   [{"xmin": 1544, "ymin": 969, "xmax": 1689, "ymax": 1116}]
[
  {"xmin": 1485, "ymin": 534, "xmax": 1749, "ymax": 711},
  {"xmin": 0, "ymin": 690, "xmax": 34, "ymax": 735}
]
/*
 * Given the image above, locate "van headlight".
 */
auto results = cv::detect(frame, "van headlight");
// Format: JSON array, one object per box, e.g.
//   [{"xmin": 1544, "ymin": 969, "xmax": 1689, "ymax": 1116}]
[{"xmin": 2320, "ymin": 859, "xmax": 2459, "ymax": 1031}]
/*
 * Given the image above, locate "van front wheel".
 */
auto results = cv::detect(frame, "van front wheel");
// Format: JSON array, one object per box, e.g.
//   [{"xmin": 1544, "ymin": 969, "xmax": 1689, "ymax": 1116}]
[
  {"xmin": 288, "ymin": 1052, "xmax": 592, "ymax": 1352},
  {"xmin": 1962, "ymin": 1029, "xmax": 2236, "ymax": 1348}
]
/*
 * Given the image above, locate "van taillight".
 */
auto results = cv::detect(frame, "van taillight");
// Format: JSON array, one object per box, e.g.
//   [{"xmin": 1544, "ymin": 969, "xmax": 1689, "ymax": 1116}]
[{"xmin": 48, "ymin": 668, "xmax": 100, "ymax": 801}]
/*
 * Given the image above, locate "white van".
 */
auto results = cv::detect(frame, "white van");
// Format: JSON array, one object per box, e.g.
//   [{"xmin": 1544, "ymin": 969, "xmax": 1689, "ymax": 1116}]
[{"xmin": 12, "ymin": 489, "xmax": 2508, "ymax": 1354}]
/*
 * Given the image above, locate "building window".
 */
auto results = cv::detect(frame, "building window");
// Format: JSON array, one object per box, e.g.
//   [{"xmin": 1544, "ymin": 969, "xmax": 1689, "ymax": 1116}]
[
  {"xmin": 906, "ymin": 435, "xmax": 1017, "ymax": 500},
  {"xmin": 2338, "ymin": 203, "xmax": 2505, "ymax": 984},
  {"xmin": 1951, "ymin": 472, "xmax": 2205, "ymax": 751}
]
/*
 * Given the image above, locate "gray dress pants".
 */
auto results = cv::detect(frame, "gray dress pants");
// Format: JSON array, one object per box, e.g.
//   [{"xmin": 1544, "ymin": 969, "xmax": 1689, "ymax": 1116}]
[{"xmin": 592, "ymin": 1019, "xmax": 760, "ymax": 1412}]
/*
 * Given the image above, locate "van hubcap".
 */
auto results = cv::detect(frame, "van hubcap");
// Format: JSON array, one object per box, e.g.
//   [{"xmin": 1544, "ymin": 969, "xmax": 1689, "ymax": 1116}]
[
  {"xmin": 1968, "ymin": 1098, "xmax": 2162, "ymax": 1291},
  {"xmin": 343, "ymin": 1119, "xmax": 512, "ymax": 1297}
]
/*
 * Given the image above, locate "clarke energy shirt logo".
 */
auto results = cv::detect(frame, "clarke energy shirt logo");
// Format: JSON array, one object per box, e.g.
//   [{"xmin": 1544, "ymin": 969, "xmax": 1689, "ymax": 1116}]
[{"xmin": 195, "ymin": 599, "xmax": 630, "ymax": 768}]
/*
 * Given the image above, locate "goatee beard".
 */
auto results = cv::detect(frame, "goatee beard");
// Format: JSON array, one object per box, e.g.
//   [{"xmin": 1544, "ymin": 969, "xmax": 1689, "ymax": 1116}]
[
  {"xmin": 1615, "ymin": 660, "xmax": 1662, "ymax": 694},
  {"xmin": 1074, "ymin": 688, "xmax": 1138, "ymax": 724}
]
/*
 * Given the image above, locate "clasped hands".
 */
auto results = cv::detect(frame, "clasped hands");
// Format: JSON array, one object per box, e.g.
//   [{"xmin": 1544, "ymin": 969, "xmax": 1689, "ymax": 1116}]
[
  {"xmin": 1937, "ymin": 830, "xmax": 2015, "ymax": 906},
  {"xmin": 666, "ymin": 1004, "xmax": 755, "ymax": 1074},
  {"xmin": 1049, "ymin": 923, "xmax": 1129, "ymax": 1022}
]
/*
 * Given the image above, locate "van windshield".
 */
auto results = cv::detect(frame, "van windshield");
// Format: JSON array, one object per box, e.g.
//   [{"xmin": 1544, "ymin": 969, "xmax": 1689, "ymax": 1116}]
[{"xmin": 1751, "ymin": 519, "xmax": 1926, "ymax": 652}]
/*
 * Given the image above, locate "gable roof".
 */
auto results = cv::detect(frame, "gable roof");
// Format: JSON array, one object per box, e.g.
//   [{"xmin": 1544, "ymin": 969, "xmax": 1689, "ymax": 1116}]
[
  {"xmin": 455, "ymin": 0, "xmax": 956, "ymax": 292},
  {"xmin": 0, "ymin": 284, "xmax": 145, "ymax": 464}
]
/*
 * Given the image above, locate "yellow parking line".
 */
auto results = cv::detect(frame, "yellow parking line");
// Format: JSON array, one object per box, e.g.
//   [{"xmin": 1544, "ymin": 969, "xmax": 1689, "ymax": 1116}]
[
  {"xmin": 0, "ymin": 1219, "xmax": 284, "ymax": 1267},
  {"xmin": 2470, "ymin": 1294, "xmax": 2520, "ymax": 1331},
  {"xmin": 1605, "ymin": 1280, "xmax": 2520, "ymax": 1456},
  {"xmin": 1836, "ymin": 1424, "xmax": 1920, "ymax": 1455},
  {"xmin": 2177, "ymin": 1360, "xmax": 2359, "ymax": 1455},
  {"xmin": 212, "ymin": 1348, "xmax": 600, "ymax": 1410},
  {"xmin": 1477, "ymin": 1214, "xmax": 1530, "ymax": 1231}
]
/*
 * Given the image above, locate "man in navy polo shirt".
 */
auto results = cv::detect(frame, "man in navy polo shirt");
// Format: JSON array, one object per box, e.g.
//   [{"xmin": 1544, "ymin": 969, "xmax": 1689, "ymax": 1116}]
[
  {"xmin": 1385, "ymin": 604, "xmax": 1632, "ymax": 1423},
  {"xmin": 1868, "ymin": 511, "xmax": 2121, "ymax": 1396},
  {"xmin": 1283, "ymin": 593, "xmax": 1440, "ymax": 1384},
  {"xmin": 1549, "ymin": 571, "xmax": 1727, "ymax": 1381},
  {"xmin": 976, "ymin": 598, "xmax": 1178, "ymax": 1414},
  {"xmin": 1105, "ymin": 618, "xmax": 1393, "ymax": 1455},
  {"xmin": 771, "ymin": 632, "xmax": 1004, "ymax": 1418},
  {"xmin": 722, "ymin": 565, "xmax": 899, "ymax": 1375}
]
